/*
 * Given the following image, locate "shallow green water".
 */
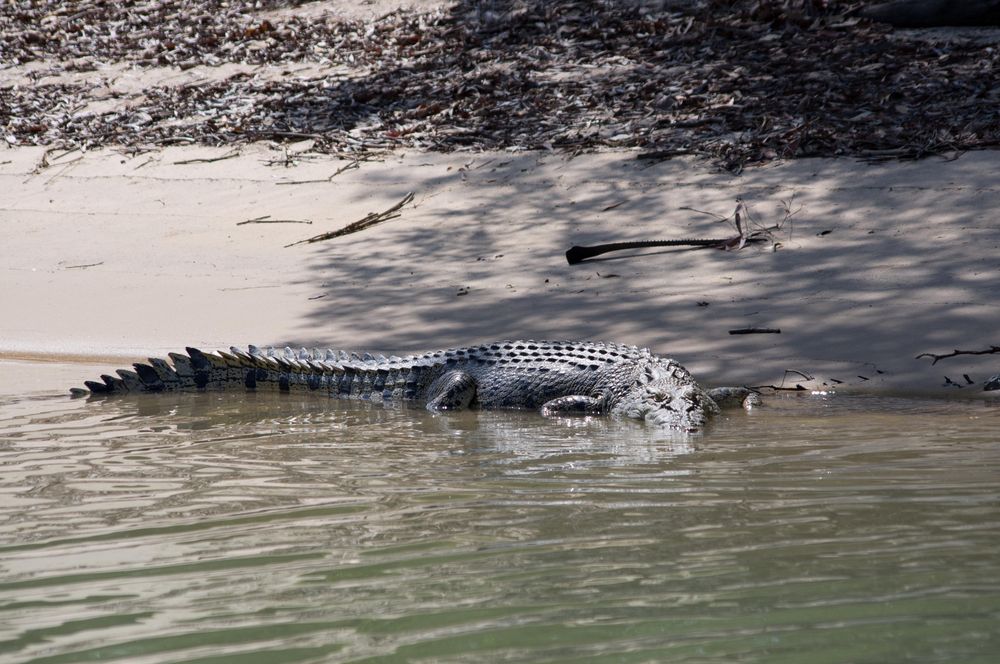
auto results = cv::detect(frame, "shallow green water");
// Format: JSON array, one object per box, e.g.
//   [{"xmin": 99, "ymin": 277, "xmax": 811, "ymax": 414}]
[{"xmin": 1, "ymin": 390, "xmax": 998, "ymax": 663}]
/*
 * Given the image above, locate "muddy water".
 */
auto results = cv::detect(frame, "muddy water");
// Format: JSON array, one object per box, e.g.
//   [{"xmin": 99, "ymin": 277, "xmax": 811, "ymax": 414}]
[{"xmin": 1, "ymin": 379, "xmax": 999, "ymax": 663}]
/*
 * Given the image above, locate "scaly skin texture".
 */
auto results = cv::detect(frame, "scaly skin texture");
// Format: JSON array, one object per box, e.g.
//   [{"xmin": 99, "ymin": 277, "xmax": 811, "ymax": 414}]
[{"xmin": 74, "ymin": 340, "xmax": 755, "ymax": 430}]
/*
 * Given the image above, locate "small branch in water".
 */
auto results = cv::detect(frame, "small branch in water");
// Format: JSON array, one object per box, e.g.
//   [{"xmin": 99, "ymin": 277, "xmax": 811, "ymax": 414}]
[
  {"xmin": 915, "ymin": 345, "xmax": 1000, "ymax": 365},
  {"xmin": 756, "ymin": 383, "xmax": 810, "ymax": 392},
  {"xmin": 285, "ymin": 192, "xmax": 415, "ymax": 248},
  {"xmin": 64, "ymin": 261, "xmax": 104, "ymax": 269},
  {"xmin": 753, "ymin": 368, "xmax": 815, "ymax": 392},
  {"xmin": 729, "ymin": 328, "xmax": 781, "ymax": 335}
]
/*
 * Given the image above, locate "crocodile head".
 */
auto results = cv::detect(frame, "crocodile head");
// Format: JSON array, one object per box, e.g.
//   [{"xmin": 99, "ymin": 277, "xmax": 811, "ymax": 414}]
[{"xmin": 612, "ymin": 364, "xmax": 720, "ymax": 431}]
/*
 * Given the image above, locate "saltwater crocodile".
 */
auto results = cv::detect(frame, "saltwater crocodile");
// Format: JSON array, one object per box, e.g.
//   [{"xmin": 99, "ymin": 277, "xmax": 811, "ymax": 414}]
[{"xmin": 73, "ymin": 340, "xmax": 758, "ymax": 430}]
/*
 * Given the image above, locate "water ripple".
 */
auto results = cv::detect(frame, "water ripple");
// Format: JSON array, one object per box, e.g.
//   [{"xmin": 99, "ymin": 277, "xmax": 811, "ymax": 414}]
[{"xmin": 0, "ymin": 391, "xmax": 998, "ymax": 662}]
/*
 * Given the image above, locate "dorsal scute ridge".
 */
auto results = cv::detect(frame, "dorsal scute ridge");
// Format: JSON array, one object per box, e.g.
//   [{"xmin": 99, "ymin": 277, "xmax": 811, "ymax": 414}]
[
  {"xmin": 148, "ymin": 357, "xmax": 179, "ymax": 382},
  {"xmin": 216, "ymin": 350, "xmax": 239, "ymax": 367},
  {"xmin": 168, "ymin": 352, "xmax": 194, "ymax": 377},
  {"xmin": 116, "ymin": 369, "xmax": 143, "ymax": 390},
  {"xmin": 229, "ymin": 347, "xmax": 251, "ymax": 362}
]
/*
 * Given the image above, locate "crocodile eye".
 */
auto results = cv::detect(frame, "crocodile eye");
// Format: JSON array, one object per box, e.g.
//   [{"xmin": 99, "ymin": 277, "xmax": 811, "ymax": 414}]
[{"xmin": 648, "ymin": 389, "xmax": 670, "ymax": 403}]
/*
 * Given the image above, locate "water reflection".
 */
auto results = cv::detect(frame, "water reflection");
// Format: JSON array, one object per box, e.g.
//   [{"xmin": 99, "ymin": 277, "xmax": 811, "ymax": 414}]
[{"xmin": 0, "ymin": 391, "xmax": 998, "ymax": 663}]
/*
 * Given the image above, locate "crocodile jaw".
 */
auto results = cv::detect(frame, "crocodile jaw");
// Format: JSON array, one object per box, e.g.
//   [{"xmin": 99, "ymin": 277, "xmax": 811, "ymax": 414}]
[{"xmin": 612, "ymin": 381, "xmax": 720, "ymax": 431}]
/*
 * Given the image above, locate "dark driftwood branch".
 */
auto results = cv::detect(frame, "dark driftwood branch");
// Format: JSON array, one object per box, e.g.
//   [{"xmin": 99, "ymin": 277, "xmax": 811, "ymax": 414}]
[
  {"xmin": 915, "ymin": 345, "xmax": 1000, "ymax": 365},
  {"xmin": 285, "ymin": 192, "xmax": 415, "ymax": 248},
  {"xmin": 566, "ymin": 237, "xmax": 767, "ymax": 265},
  {"xmin": 729, "ymin": 328, "xmax": 781, "ymax": 335}
]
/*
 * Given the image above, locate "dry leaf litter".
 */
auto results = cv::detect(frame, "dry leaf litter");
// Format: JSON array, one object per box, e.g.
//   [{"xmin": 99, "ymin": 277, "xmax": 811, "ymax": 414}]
[{"xmin": 2, "ymin": 0, "xmax": 998, "ymax": 171}]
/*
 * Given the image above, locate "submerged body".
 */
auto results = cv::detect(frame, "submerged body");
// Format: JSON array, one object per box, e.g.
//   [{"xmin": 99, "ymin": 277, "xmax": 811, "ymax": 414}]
[{"xmin": 74, "ymin": 340, "xmax": 757, "ymax": 430}]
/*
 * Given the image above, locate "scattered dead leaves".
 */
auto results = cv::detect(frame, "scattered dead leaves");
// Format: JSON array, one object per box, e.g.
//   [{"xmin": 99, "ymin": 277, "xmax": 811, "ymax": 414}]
[{"xmin": 2, "ymin": 1, "xmax": 998, "ymax": 171}]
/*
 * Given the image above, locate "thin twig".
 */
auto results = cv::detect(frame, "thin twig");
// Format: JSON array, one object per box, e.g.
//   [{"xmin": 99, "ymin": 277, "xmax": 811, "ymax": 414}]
[
  {"xmin": 275, "ymin": 160, "xmax": 359, "ymax": 185},
  {"xmin": 173, "ymin": 150, "xmax": 240, "ymax": 165},
  {"xmin": 250, "ymin": 130, "xmax": 325, "ymax": 141},
  {"xmin": 156, "ymin": 136, "xmax": 196, "ymax": 145},
  {"xmin": 915, "ymin": 345, "xmax": 1000, "ymax": 365},
  {"xmin": 237, "ymin": 216, "xmax": 313, "ymax": 225},
  {"xmin": 679, "ymin": 205, "xmax": 728, "ymax": 221},
  {"xmin": 285, "ymin": 192, "xmax": 415, "ymax": 248}
]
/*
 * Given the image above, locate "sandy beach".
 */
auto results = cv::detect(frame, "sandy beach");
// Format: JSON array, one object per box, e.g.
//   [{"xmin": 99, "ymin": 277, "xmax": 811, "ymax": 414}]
[
  {"xmin": 2, "ymin": 142, "xmax": 997, "ymax": 397},
  {"xmin": 2, "ymin": 0, "xmax": 998, "ymax": 398}
]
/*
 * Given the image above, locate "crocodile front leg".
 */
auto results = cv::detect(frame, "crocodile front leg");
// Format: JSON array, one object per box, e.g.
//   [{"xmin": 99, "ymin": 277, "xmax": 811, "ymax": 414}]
[
  {"xmin": 707, "ymin": 387, "xmax": 761, "ymax": 410},
  {"xmin": 425, "ymin": 370, "xmax": 478, "ymax": 411},
  {"xmin": 540, "ymin": 395, "xmax": 605, "ymax": 417}
]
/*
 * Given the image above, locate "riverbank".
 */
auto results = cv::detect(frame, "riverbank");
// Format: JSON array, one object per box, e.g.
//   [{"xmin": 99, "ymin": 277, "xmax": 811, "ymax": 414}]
[
  {"xmin": 3, "ymin": 0, "xmax": 998, "ymax": 398},
  {"xmin": 2, "ymin": 143, "xmax": 997, "ymax": 397}
]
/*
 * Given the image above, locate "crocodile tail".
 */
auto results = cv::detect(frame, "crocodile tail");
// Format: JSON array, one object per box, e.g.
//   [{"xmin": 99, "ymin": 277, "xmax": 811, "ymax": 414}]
[{"xmin": 71, "ymin": 346, "xmax": 358, "ymax": 397}]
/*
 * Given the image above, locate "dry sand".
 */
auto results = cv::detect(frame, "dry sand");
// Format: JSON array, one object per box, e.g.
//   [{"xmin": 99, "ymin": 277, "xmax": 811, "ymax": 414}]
[{"xmin": 2, "ymin": 141, "xmax": 998, "ymax": 398}]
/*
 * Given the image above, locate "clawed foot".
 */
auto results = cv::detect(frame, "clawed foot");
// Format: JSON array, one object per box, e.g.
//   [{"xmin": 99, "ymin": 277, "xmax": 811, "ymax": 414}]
[{"xmin": 707, "ymin": 387, "xmax": 761, "ymax": 410}]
